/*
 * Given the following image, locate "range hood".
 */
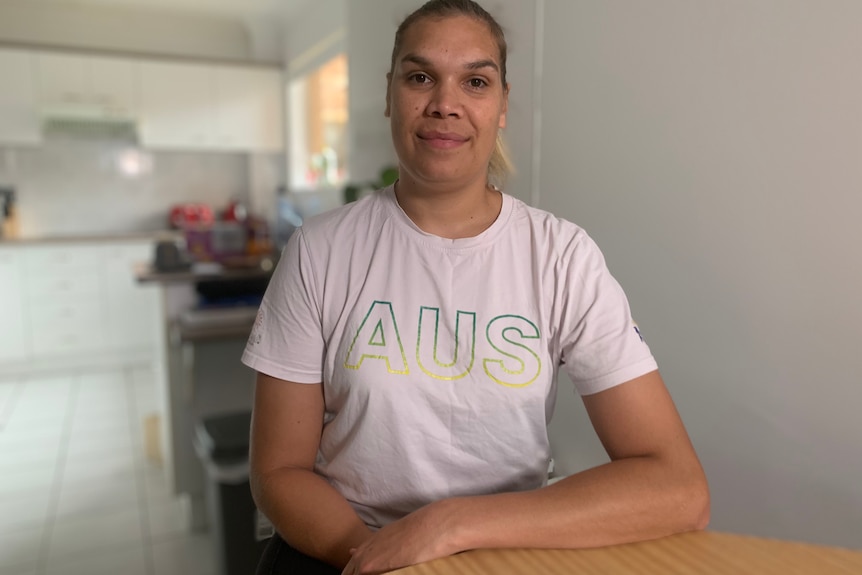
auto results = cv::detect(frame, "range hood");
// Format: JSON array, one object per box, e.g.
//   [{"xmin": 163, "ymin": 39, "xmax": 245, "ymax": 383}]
[{"xmin": 41, "ymin": 108, "xmax": 139, "ymax": 143}]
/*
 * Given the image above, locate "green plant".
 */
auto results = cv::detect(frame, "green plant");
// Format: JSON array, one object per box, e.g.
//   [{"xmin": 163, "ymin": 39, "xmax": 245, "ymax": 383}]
[{"xmin": 343, "ymin": 166, "xmax": 399, "ymax": 203}]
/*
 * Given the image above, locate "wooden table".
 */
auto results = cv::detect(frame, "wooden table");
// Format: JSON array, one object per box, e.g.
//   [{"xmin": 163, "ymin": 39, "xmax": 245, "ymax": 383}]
[{"xmin": 392, "ymin": 531, "xmax": 862, "ymax": 574}]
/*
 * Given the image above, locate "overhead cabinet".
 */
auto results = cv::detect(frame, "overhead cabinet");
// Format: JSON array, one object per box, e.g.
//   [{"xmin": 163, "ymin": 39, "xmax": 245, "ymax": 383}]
[
  {"xmin": 139, "ymin": 61, "xmax": 215, "ymax": 149},
  {"xmin": 0, "ymin": 49, "xmax": 41, "ymax": 145},
  {"xmin": 0, "ymin": 46, "xmax": 284, "ymax": 153},
  {"xmin": 213, "ymin": 66, "xmax": 284, "ymax": 152},
  {"xmin": 36, "ymin": 52, "xmax": 139, "ymax": 120},
  {"xmin": 139, "ymin": 62, "xmax": 284, "ymax": 152}
]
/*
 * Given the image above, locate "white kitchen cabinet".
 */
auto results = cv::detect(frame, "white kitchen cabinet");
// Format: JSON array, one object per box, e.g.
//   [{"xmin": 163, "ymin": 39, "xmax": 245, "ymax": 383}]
[
  {"xmin": 102, "ymin": 242, "xmax": 159, "ymax": 350},
  {"xmin": 89, "ymin": 56, "xmax": 139, "ymax": 119},
  {"xmin": 37, "ymin": 52, "xmax": 138, "ymax": 120},
  {"xmin": 23, "ymin": 243, "xmax": 107, "ymax": 358},
  {"xmin": 0, "ymin": 49, "xmax": 41, "ymax": 146},
  {"xmin": 140, "ymin": 61, "xmax": 284, "ymax": 152},
  {"xmin": 0, "ymin": 240, "xmax": 159, "ymax": 376},
  {"xmin": 4, "ymin": 46, "xmax": 283, "ymax": 153},
  {"xmin": 139, "ymin": 61, "xmax": 217, "ymax": 149},
  {"xmin": 214, "ymin": 66, "xmax": 284, "ymax": 152},
  {"xmin": 0, "ymin": 248, "xmax": 29, "ymax": 363}
]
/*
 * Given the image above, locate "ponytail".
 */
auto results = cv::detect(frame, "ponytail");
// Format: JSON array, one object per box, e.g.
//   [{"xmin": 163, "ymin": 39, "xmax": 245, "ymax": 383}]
[{"xmin": 488, "ymin": 130, "xmax": 514, "ymax": 189}]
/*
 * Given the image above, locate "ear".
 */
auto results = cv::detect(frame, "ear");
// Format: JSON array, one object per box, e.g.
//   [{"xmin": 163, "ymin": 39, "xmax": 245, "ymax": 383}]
[
  {"xmin": 498, "ymin": 82, "xmax": 510, "ymax": 129},
  {"xmin": 384, "ymin": 72, "xmax": 392, "ymax": 118}
]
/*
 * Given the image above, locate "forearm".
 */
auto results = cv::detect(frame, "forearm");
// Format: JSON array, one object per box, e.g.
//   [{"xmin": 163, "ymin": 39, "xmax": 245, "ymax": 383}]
[
  {"xmin": 440, "ymin": 455, "xmax": 710, "ymax": 553},
  {"xmin": 252, "ymin": 467, "xmax": 373, "ymax": 568}
]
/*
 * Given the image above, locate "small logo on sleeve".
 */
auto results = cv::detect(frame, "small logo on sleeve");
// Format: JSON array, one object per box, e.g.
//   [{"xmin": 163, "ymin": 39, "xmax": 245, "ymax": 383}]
[
  {"xmin": 633, "ymin": 324, "xmax": 644, "ymax": 343},
  {"xmin": 249, "ymin": 309, "xmax": 265, "ymax": 346}
]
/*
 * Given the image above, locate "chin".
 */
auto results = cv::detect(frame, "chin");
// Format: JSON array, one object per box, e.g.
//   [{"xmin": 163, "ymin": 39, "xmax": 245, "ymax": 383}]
[{"xmin": 403, "ymin": 164, "xmax": 472, "ymax": 188}]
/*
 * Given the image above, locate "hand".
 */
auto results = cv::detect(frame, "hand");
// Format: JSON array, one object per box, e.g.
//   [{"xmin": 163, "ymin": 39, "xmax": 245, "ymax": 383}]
[{"xmin": 341, "ymin": 501, "xmax": 459, "ymax": 575}]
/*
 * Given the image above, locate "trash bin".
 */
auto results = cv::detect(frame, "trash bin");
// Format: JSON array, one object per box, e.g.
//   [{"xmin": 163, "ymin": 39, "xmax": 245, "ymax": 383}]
[{"xmin": 194, "ymin": 411, "xmax": 268, "ymax": 575}]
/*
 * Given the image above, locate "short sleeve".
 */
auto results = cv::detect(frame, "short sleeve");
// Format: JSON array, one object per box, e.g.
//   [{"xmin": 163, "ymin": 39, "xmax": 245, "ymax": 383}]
[
  {"xmin": 241, "ymin": 228, "xmax": 325, "ymax": 383},
  {"xmin": 558, "ymin": 233, "xmax": 658, "ymax": 395}
]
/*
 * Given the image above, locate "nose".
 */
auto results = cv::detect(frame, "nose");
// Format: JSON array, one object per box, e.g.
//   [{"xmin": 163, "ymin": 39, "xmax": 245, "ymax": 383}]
[{"xmin": 425, "ymin": 79, "xmax": 461, "ymax": 118}]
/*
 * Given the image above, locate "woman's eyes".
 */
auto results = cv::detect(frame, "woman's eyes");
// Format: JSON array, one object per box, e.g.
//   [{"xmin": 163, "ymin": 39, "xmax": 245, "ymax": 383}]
[
  {"xmin": 409, "ymin": 73, "xmax": 430, "ymax": 84},
  {"xmin": 405, "ymin": 74, "xmax": 490, "ymax": 90}
]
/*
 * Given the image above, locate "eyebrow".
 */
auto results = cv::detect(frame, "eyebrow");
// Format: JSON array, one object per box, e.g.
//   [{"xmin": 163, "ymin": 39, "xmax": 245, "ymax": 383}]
[{"xmin": 400, "ymin": 53, "xmax": 500, "ymax": 74}]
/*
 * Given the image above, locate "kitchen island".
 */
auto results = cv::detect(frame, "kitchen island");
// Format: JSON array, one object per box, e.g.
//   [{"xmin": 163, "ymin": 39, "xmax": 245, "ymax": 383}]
[{"xmin": 136, "ymin": 258, "xmax": 274, "ymax": 531}]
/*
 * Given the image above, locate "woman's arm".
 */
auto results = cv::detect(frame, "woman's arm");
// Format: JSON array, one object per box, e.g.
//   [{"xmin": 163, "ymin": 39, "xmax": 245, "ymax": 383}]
[
  {"xmin": 344, "ymin": 370, "xmax": 709, "ymax": 574},
  {"xmin": 250, "ymin": 372, "xmax": 373, "ymax": 569}
]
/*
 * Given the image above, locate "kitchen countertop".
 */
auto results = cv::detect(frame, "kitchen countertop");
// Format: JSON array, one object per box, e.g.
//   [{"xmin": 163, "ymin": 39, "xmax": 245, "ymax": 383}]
[
  {"xmin": 0, "ymin": 231, "xmax": 179, "ymax": 245},
  {"xmin": 175, "ymin": 306, "xmax": 259, "ymax": 342},
  {"xmin": 134, "ymin": 259, "xmax": 275, "ymax": 285}
]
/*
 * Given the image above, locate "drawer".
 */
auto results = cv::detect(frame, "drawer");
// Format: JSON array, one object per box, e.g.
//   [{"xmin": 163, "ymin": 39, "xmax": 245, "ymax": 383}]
[
  {"xmin": 28, "ymin": 300, "xmax": 103, "ymax": 328},
  {"xmin": 26, "ymin": 273, "xmax": 102, "ymax": 299},
  {"xmin": 31, "ymin": 326, "xmax": 104, "ymax": 357},
  {"xmin": 0, "ymin": 248, "xmax": 23, "ymax": 267},
  {"xmin": 23, "ymin": 245, "xmax": 101, "ymax": 275},
  {"xmin": 102, "ymin": 242, "xmax": 153, "ymax": 263}
]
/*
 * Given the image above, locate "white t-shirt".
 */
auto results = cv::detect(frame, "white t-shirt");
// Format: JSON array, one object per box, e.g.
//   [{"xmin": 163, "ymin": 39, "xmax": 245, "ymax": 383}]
[{"xmin": 242, "ymin": 186, "xmax": 657, "ymax": 528}]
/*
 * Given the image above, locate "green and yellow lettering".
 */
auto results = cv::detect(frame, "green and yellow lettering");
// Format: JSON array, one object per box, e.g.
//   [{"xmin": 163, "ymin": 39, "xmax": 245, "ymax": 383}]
[
  {"xmin": 483, "ymin": 315, "xmax": 542, "ymax": 388},
  {"xmin": 344, "ymin": 301, "xmax": 409, "ymax": 374}
]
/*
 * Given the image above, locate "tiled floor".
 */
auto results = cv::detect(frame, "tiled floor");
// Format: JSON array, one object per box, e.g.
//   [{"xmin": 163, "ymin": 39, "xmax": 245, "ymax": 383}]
[{"xmin": 0, "ymin": 366, "xmax": 217, "ymax": 575}]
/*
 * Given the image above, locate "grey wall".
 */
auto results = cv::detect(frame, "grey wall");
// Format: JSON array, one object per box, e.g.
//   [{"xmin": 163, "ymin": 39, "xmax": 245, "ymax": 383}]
[{"xmin": 541, "ymin": 0, "xmax": 862, "ymax": 550}]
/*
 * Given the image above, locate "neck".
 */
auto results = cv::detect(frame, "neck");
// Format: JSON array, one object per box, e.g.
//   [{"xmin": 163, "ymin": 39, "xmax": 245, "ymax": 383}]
[{"xmin": 394, "ymin": 175, "xmax": 502, "ymax": 240}]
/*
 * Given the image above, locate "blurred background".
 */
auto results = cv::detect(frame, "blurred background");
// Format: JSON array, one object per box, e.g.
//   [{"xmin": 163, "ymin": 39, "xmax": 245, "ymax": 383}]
[{"xmin": 0, "ymin": 0, "xmax": 860, "ymax": 574}]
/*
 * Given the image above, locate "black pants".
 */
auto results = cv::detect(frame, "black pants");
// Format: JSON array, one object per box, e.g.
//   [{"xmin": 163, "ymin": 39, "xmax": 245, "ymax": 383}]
[{"xmin": 256, "ymin": 534, "xmax": 341, "ymax": 575}]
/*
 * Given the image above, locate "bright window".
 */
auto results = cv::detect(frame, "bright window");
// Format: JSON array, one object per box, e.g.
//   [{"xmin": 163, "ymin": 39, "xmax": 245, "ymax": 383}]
[{"xmin": 289, "ymin": 54, "xmax": 349, "ymax": 190}]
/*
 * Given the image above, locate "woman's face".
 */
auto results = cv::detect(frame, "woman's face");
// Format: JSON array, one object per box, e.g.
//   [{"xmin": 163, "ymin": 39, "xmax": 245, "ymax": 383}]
[{"xmin": 386, "ymin": 15, "xmax": 508, "ymax": 191}]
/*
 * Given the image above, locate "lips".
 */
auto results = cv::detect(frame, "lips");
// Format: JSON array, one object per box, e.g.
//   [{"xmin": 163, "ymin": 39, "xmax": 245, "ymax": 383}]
[
  {"xmin": 417, "ymin": 130, "xmax": 469, "ymax": 149},
  {"xmin": 418, "ymin": 131, "xmax": 468, "ymax": 142}
]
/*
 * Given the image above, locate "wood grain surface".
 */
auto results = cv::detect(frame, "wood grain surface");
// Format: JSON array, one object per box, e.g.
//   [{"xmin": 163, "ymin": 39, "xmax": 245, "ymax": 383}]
[{"xmin": 392, "ymin": 531, "xmax": 862, "ymax": 574}]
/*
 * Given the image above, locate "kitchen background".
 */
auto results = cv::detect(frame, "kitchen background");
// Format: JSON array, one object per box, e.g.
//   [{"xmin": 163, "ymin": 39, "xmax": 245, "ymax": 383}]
[
  {"xmin": 0, "ymin": 144, "xmax": 280, "ymax": 237},
  {"xmin": 2, "ymin": 0, "xmax": 861, "ymax": 574}
]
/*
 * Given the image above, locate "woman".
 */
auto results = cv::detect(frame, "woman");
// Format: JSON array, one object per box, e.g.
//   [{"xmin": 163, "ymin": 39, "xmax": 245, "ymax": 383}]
[{"xmin": 243, "ymin": 1, "xmax": 710, "ymax": 574}]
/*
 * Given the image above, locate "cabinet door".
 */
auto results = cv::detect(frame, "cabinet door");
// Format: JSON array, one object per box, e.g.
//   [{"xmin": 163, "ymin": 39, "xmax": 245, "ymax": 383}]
[
  {"xmin": 38, "ymin": 52, "xmax": 138, "ymax": 120},
  {"xmin": 0, "ymin": 49, "xmax": 41, "ymax": 146},
  {"xmin": 102, "ymin": 242, "xmax": 159, "ymax": 350},
  {"xmin": 139, "ymin": 61, "xmax": 216, "ymax": 150},
  {"xmin": 89, "ymin": 55, "xmax": 139, "ymax": 120},
  {"xmin": 23, "ymin": 244, "xmax": 106, "ymax": 358},
  {"xmin": 36, "ymin": 52, "xmax": 89, "ymax": 111},
  {"xmin": 0, "ymin": 249, "xmax": 30, "ymax": 363},
  {"xmin": 214, "ymin": 66, "xmax": 284, "ymax": 152}
]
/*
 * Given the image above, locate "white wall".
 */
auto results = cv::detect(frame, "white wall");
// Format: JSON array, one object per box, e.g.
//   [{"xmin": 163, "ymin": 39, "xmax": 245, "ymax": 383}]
[
  {"xmin": 284, "ymin": 0, "xmax": 345, "ymax": 77},
  {"xmin": 541, "ymin": 0, "xmax": 862, "ymax": 550},
  {"xmin": 0, "ymin": 142, "xmax": 254, "ymax": 237},
  {"xmin": 280, "ymin": 0, "xmax": 346, "ymax": 212},
  {"xmin": 0, "ymin": 0, "xmax": 251, "ymax": 61},
  {"xmin": 344, "ymin": 0, "xmax": 407, "ymax": 185}
]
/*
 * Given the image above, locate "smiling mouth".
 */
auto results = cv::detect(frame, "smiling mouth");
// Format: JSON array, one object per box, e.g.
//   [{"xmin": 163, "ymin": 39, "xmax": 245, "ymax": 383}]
[{"xmin": 417, "ymin": 132, "xmax": 468, "ymax": 149}]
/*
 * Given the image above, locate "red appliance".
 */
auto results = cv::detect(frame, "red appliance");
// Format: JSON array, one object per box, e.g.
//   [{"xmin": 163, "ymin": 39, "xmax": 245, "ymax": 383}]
[{"xmin": 169, "ymin": 203, "xmax": 215, "ymax": 229}]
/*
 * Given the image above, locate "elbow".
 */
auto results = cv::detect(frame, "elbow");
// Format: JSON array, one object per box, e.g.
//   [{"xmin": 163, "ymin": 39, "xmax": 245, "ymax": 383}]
[{"xmin": 684, "ymin": 474, "xmax": 711, "ymax": 532}]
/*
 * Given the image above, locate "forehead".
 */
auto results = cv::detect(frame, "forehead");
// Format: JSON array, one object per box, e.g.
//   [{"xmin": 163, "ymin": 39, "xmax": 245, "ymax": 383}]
[{"xmin": 396, "ymin": 15, "xmax": 500, "ymax": 67}]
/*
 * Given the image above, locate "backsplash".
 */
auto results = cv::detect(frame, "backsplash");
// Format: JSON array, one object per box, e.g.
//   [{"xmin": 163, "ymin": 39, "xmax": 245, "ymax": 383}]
[{"xmin": 0, "ymin": 140, "xmax": 284, "ymax": 238}]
